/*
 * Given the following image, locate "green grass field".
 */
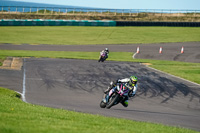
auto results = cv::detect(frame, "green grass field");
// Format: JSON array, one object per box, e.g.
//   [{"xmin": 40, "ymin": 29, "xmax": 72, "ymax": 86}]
[
  {"xmin": 1, "ymin": 26, "xmax": 200, "ymax": 45},
  {"xmin": 0, "ymin": 26, "xmax": 200, "ymax": 133},
  {"xmin": 0, "ymin": 87, "xmax": 198, "ymax": 133}
]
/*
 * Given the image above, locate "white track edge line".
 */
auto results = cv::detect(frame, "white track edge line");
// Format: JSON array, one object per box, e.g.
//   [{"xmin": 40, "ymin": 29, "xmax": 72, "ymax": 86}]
[
  {"xmin": 132, "ymin": 50, "xmax": 200, "ymax": 87},
  {"xmin": 132, "ymin": 52, "xmax": 137, "ymax": 59},
  {"xmin": 22, "ymin": 59, "xmax": 27, "ymax": 102},
  {"xmin": 143, "ymin": 64, "xmax": 200, "ymax": 87}
]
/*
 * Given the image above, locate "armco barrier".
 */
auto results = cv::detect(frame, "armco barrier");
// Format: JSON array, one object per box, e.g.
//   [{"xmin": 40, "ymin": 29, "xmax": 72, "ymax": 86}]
[
  {"xmin": 116, "ymin": 21, "xmax": 200, "ymax": 27},
  {"xmin": 0, "ymin": 19, "xmax": 116, "ymax": 26}
]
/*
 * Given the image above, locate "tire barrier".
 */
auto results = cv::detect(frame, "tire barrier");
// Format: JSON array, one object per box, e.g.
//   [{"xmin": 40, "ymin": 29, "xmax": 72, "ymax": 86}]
[
  {"xmin": 116, "ymin": 21, "xmax": 200, "ymax": 27},
  {"xmin": 0, "ymin": 19, "xmax": 116, "ymax": 26}
]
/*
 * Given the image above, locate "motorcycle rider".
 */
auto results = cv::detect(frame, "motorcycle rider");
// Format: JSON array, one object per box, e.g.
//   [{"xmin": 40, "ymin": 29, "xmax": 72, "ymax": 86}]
[
  {"xmin": 104, "ymin": 76, "xmax": 138, "ymax": 107},
  {"xmin": 100, "ymin": 48, "xmax": 109, "ymax": 59}
]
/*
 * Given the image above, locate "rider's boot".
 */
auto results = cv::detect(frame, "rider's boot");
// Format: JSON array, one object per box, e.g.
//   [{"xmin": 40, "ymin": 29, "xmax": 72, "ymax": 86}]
[
  {"xmin": 104, "ymin": 81, "xmax": 116, "ymax": 94},
  {"xmin": 121, "ymin": 97, "xmax": 128, "ymax": 107},
  {"xmin": 104, "ymin": 86, "xmax": 111, "ymax": 94}
]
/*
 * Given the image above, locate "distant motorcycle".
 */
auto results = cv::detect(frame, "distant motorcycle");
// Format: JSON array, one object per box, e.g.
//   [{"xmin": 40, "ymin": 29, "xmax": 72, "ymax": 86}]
[
  {"xmin": 100, "ymin": 84, "xmax": 129, "ymax": 109},
  {"xmin": 98, "ymin": 52, "xmax": 107, "ymax": 62}
]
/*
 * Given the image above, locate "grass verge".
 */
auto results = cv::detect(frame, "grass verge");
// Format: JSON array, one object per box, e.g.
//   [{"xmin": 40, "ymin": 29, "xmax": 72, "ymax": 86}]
[
  {"xmin": 1, "ymin": 26, "xmax": 200, "ymax": 45},
  {"xmin": 0, "ymin": 50, "xmax": 199, "ymax": 84},
  {"xmin": 0, "ymin": 87, "xmax": 198, "ymax": 133}
]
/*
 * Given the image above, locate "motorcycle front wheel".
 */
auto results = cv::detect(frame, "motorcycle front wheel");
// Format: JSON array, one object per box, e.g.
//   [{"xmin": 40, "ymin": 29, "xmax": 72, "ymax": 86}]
[
  {"xmin": 100, "ymin": 101, "xmax": 106, "ymax": 108},
  {"xmin": 106, "ymin": 94, "xmax": 119, "ymax": 109},
  {"xmin": 98, "ymin": 57, "xmax": 102, "ymax": 62}
]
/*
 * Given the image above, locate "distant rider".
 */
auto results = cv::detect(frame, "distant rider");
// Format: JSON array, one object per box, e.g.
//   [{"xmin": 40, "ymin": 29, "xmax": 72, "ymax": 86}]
[
  {"xmin": 100, "ymin": 48, "xmax": 109, "ymax": 59},
  {"xmin": 104, "ymin": 76, "xmax": 138, "ymax": 107}
]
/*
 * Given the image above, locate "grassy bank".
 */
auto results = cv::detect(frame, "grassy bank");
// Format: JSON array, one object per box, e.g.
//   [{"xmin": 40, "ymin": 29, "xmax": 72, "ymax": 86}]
[
  {"xmin": 1, "ymin": 26, "xmax": 200, "ymax": 45},
  {"xmin": 0, "ymin": 50, "xmax": 199, "ymax": 84},
  {"xmin": 2, "ymin": 12, "xmax": 200, "ymax": 22},
  {"xmin": 0, "ymin": 87, "xmax": 198, "ymax": 133}
]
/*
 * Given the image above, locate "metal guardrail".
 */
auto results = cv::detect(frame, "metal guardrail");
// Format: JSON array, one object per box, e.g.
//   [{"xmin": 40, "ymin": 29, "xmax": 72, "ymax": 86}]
[
  {"xmin": 1, "ymin": 6, "xmax": 200, "ymax": 16},
  {"xmin": 1, "ymin": 6, "xmax": 200, "ymax": 22}
]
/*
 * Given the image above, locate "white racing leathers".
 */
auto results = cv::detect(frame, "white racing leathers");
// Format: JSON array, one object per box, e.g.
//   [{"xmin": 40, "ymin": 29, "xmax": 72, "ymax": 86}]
[{"xmin": 117, "ymin": 78, "xmax": 138, "ymax": 96}]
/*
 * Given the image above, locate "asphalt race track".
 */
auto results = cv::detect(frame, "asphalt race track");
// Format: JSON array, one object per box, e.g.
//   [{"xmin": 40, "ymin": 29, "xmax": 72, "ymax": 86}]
[
  {"xmin": 0, "ymin": 42, "xmax": 200, "ymax": 131},
  {"xmin": 0, "ymin": 42, "xmax": 200, "ymax": 63}
]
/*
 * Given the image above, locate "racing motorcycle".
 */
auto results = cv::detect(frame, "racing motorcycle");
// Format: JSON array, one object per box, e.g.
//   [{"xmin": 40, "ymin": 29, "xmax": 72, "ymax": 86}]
[
  {"xmin": 100, "ymin": 83, "xmax": 129, "ymax": 109},
  {"xmin": 98, "ymin": 52, "xmax": 107, "ymax": 62}
]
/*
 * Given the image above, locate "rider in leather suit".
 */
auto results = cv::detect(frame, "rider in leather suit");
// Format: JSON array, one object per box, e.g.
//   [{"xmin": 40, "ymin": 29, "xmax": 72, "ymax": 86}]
[
  {"xmin": 100, "ymin": 48, "xmax": 109, "ymax": 59},
  {"xmin": 104, "ymin": 76, "xmax": 138, "ymax": 107}
]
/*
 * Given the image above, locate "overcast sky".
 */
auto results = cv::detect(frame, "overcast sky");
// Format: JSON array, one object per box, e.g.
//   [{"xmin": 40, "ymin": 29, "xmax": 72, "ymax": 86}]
[{"xmin": 10, "ymin": 0, "xmax": 200, "ymax": 10}]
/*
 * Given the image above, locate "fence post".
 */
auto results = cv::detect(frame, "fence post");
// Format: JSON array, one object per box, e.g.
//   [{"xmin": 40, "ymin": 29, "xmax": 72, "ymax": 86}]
[
  {"xmin": 44, "ymin": 8, "xmax": 46, "ymax": 14},
  {"xmin": 146, "ymin": 9, "xmax": 149, "ymax": 20},
  {"xmin": 51, "ymin": 8, "xmax": 53, "ymax": 15},
  {"xmin": 186, "ymin": 10, "xmax": 188, "ymax": 17},
  {"xmin": 66, "ymin": 9, "xmax": 67, "ymax": 15},
  {"xmin": 178, "ymin": 10, "xmax": 180, "ymax": 17}
]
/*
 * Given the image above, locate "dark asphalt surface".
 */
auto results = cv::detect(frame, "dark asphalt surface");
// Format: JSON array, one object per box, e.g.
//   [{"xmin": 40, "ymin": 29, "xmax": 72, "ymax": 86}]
[
  {"xmin": 0, "ymin": 43, "xmax": 200, "ymax": 131},
  {"xmin": 0, "ymin": 42, "xmax": 200, "ymax": 63}
]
